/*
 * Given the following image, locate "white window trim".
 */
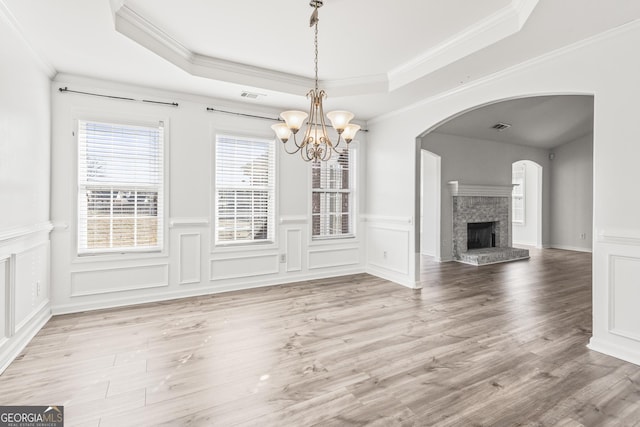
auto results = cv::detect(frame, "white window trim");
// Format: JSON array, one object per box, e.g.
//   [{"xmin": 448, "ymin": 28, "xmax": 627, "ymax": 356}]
[
  {"xmin": 212, "ymin": 133, "xmax": 277, "ymax": 248},
  {"xmin": 74, "ymin": 116, "xmax": 169, "ymax": 260},
  {"xmin": 310, "ymin": 145, "xmax": 357, "ymax": 242},
  {"xmin": 512, "ymin": 162, "xmax": 526, "ymax": 225}
]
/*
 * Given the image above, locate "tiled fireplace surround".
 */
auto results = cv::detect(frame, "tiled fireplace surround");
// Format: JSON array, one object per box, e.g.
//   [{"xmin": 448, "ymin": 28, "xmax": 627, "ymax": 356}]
[
  {"xmin": 453, "ymin": 196, "xmax": 509, "ymax": 256},
  {"xmin": 449, "ymin": 181, "xmax": 529, "ymax": 265}
]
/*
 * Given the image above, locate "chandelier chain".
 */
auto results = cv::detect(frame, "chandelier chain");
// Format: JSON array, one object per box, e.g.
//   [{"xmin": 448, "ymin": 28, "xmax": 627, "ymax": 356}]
[{"xmin": 314, "ymin": 7, "xmax": 319, "ymax": 90}]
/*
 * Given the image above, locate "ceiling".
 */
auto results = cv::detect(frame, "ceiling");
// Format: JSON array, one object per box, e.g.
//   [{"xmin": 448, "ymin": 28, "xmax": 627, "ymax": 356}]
[
  {"xmin": 2, "ymin": 0, "xmax": 640, "ymax": 121},
  {"xmin": 433, "ymin": 95, "xmax": 594, "ymax": 149}
]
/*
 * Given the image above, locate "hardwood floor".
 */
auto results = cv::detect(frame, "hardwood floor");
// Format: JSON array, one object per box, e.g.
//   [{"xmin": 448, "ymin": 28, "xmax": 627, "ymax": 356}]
[{"xmin": 1, "ymin": 248, "xmax": 639, "ymax": 426}]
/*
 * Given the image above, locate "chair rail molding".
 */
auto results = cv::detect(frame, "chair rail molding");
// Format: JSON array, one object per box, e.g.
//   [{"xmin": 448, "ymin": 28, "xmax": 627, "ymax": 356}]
[{"xmin": 0, "ymin": 222, "xmax": 53, "ymax": 244}]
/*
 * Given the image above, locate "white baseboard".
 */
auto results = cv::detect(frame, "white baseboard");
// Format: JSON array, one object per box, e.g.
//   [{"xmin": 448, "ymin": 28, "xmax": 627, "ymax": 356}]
[
  {"xmin": 52, "ymin": 267, "xmax": 367, "ymax": 315},
  {"xmin": 550, "ymin": 244, "xmax": 593, "ymax": 253},
  {"xmin": 588, "ymin": 337, "xmax": 640, "ymax": 367},
  {"xmin": 512, "ymin": 240, "xmax": 538, "ymax": 247},
  {"xmin": 366, "ymin": 265, "xmax": 420, "ymax": 289},
  {"xmin": 0, "ymin": 303, "xmax": 52, "ymax": 374}
]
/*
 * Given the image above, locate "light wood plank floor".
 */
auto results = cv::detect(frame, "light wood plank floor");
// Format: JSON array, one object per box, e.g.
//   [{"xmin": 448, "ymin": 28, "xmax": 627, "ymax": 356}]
[{"xmin": 1, "ymin": 248, "xmax": 640, "ymax": 426}]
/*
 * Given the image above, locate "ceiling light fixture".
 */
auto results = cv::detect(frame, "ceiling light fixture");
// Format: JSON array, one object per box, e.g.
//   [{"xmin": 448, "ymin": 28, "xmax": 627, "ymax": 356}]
[{"xmin": 271, "ymin": 0, "xmax": 360, "ymax": 162}]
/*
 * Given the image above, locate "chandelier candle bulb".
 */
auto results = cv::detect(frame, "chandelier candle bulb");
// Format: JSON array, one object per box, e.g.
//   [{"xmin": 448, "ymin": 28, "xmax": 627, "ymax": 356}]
[
  {"xmin": 326, "ymin": 111, "xmax": 354, "ymax": 133},
  {"xmin": 271, "ymin": 123, "xmax": 292, "ymax": 142},
  {"xmin": 342, "ymin": 123, "xmax": 361, "ymax": 143},
  {"xmin": 279, "ymin": 111, "xmax": 308, "ymax": 133}
]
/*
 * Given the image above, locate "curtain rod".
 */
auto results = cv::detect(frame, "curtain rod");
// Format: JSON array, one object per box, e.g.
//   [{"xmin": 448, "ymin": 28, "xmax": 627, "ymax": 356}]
[
  {"xmin": 206, "ymin": 107, "xmax": 368, "ymax": 132},
  {"xmin": 58, "ymin": 87, "xmax": 179, "ymax": 107}
]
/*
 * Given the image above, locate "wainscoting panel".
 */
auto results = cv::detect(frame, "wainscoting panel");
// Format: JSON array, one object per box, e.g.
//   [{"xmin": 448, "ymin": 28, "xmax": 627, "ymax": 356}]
[
  {"xmin": 210, "ymin": 254, "xmax": 279, "ymax": 281},
  {"xmin": 179, "ymin": 233, "xmax": 201, "ymax": 285},
  {"xmin": 308, "ymin": 247, "xmax": 360, "ymax": 270},
  {"xmin": 71, "ymin": 264, "xmax": 169, "ymax": 297},
  {"xmin": 13, "ymin": 243, "xmax": 49, "ymax": 333},
  {"xmin": 609, "ymin": 255, "xmax": 640, "ymax": 342},
  {"xmin": 286, "ymin": 229, "xmax": 303, "ymax": 272},
  {"xmin": 367, "ymin": 225, "xmax": 410, "ymax": 275},
  {"xmin": 589, "ymin": 231, "xmax": 640, "ymax": 366},
  {"xmin": 0, "ymin": 259, "xmax": 7, "ymax": 341}
]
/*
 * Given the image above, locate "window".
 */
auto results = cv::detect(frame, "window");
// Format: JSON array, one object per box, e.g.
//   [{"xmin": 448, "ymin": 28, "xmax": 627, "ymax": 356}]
[
  {"xmin": 78, "ymin": 120, "xmax": 164, "ymax": 254},
  {"xmin": 215, "ymin": 135, "xmax": 275, "ymax": 244},
  {"xmin": 512, "ymin": 162, "xmax": 525, "ymax": 224},
  {"xmin": 312, "ymin": 148, "xmax": 354, "ymax": 238}
]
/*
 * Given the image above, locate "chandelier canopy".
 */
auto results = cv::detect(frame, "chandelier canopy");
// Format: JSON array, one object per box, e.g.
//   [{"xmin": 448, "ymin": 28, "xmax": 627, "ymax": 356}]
[{"xmin": 271, "ymin": 0, "xmax": 360, "ymax": 162}]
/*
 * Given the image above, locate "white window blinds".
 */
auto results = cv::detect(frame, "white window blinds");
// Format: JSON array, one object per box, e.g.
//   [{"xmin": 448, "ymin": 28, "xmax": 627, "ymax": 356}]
[
  {"xmin": 312, "ymin": 148, "xmax": 354, "ymax": 238},
  {"xmin": 215, "ymin": 135, "xmax": 275, "ymax": 244},
  {"xmin": 78, "ymin": 120, "xmax": 164, "ymax": 254}
]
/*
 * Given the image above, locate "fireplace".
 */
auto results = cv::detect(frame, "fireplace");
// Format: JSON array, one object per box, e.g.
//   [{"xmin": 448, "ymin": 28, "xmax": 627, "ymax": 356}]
[
  {"xmin": 448, "ymin": 181, "xmax": 529, "ymax": 265},
  {"xmin": 467, "ymin": 222, "xmax": 496, "ymax": 249}
]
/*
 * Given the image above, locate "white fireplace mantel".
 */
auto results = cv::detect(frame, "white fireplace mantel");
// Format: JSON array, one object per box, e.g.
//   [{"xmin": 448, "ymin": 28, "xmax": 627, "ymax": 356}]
[{"xmin": 448, "ymin": 181, "xmax": 516, "ymax": 197}]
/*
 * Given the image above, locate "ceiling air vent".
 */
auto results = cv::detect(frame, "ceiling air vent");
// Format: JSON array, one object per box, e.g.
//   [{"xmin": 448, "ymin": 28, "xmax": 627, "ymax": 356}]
[
  {"xmin": 240, "ymin": 91, "xmax": 264, "ymax": 99},
  {"xmin": 491, "ymin": 122, "xmax": 512, "ymax": 131}
]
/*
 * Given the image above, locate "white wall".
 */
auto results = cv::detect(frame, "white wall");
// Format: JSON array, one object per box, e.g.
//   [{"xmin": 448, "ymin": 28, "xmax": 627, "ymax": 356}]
[
  {"xmin": 550, "ymin": 133, "xmax": 593, "ymax": 251},
  {"xmin": 513, "ymin": 160, "xmax": 542, "ymax": 247},
  {"xmin": 0, "ymin": 8, "xmax": 53, "ymax": 372},
  {"xmin": 420, "ymin": 151, "xmax": 440, "ymax": 257},
  {"xmin": 365, "ymin": 21, "xmax": 640, "ymax": 366},
  {"xmin": 419, "ymin": 132, "xmax": 550, "ymax": 261},
  {"xmin": 49, "ymin": 75, "xmax": 367, "ymax": 314}
]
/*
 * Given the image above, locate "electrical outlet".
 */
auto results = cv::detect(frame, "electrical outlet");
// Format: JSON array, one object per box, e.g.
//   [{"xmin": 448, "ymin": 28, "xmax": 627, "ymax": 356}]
[
  {"xmin": 580, "ymin": 233, "xmax": 587, "ymax": 240},
  {"xmin": 383, "ymin": 251, "xmax": 388, "ymax": 259},
  {"xmin": 280, "ymin": 254, "xmax": 286, "ymax": 263},
  {"xmin": 36, "ymin": 281, "xmax": 41, "ymax": 296}
]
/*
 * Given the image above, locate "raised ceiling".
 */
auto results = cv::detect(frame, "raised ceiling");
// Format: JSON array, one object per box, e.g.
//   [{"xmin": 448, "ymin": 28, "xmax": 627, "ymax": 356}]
[{"xmin": 2, "ymin": 0, "xmax": 640, "ymax": 120}]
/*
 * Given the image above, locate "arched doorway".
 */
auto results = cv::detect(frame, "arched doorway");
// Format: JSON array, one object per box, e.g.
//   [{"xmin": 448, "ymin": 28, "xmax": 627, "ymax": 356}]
[{"xmin": 415, "ymin": 94, "xmax": 593, "ymax": 266}]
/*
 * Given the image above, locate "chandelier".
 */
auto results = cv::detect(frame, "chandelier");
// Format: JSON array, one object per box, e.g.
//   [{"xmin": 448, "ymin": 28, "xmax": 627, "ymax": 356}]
[{"xmin": 271, "ymin": 0, "xmax": 360, "ymax": 162}]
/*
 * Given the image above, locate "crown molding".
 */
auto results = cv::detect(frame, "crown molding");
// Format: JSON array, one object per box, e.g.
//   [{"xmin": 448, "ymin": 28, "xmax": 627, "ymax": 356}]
[
  {"xmin": 369, "ymin": 18, "xmax": 640, "ymax": 125},
  {"xmin": 387, "ymin": 0, "xmax": 539, "ymax": 91},
  {"xmin": 113, "ymin": 1, "xmax": 537, "ymax": 99},
  {"xmin": 0, "ymin": 0, "xmax": 56, "ymax": 78},
  {"xmin": 115, "ymin": 4, "xmax": 314, "ymax": 96}
]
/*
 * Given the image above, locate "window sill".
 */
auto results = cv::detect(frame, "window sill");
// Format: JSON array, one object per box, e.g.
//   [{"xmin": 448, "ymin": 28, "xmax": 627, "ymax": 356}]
[
  {"xmin": 309, "ymin": 235, "xmax": 359, "ymax": 247},
  {"xmin": 212, "ymin": 240, "xmax": 278, "ymax": 254},
  {"xmin": 72, "ymin": 249, "xmax": 168, "ymax": 265}
]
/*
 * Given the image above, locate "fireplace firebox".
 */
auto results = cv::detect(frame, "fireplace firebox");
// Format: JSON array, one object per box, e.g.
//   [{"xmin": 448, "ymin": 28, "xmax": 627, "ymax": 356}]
[{"xmin": 467, "ymin": 222, "xmax": 496, "ymax": 249}]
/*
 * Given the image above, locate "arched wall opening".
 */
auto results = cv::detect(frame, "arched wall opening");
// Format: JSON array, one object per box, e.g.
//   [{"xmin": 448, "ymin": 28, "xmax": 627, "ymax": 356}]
[{"xmin": 414, "ymin": 94, "xmax": 593, "ymax": 266}]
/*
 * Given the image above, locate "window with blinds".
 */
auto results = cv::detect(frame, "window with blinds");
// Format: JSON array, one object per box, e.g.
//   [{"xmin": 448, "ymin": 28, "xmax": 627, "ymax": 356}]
[
  {"xmin": 77, "ymin": 120, "xmax": 164, "ymax": 254},
  {"xmin": 512, "ymin": 162, "xmax": 525, "ymax": 224},
  {"xmin": 312, "ymin": 148, "xmax": 354, "ymax": 238},
  {"xmin": 214, "ymin": 135, "xmax": 275, "ymax": 244}
]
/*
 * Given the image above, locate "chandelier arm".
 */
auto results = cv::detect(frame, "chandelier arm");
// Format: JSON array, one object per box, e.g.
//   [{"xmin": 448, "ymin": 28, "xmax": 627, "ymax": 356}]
[
  {"xmin": 280, "ymin": 134, "xmax": 304, "ymax": 155},
  {"xmin": 281, "ymin": 143, "xmax": 302, "ymax": 155}
]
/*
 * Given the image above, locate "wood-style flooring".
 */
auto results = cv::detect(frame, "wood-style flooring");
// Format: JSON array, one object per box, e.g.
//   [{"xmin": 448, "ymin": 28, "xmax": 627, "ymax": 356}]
[{"xmin": 1, "ymin": 248, "xmax": 639, "ymax": 426}]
